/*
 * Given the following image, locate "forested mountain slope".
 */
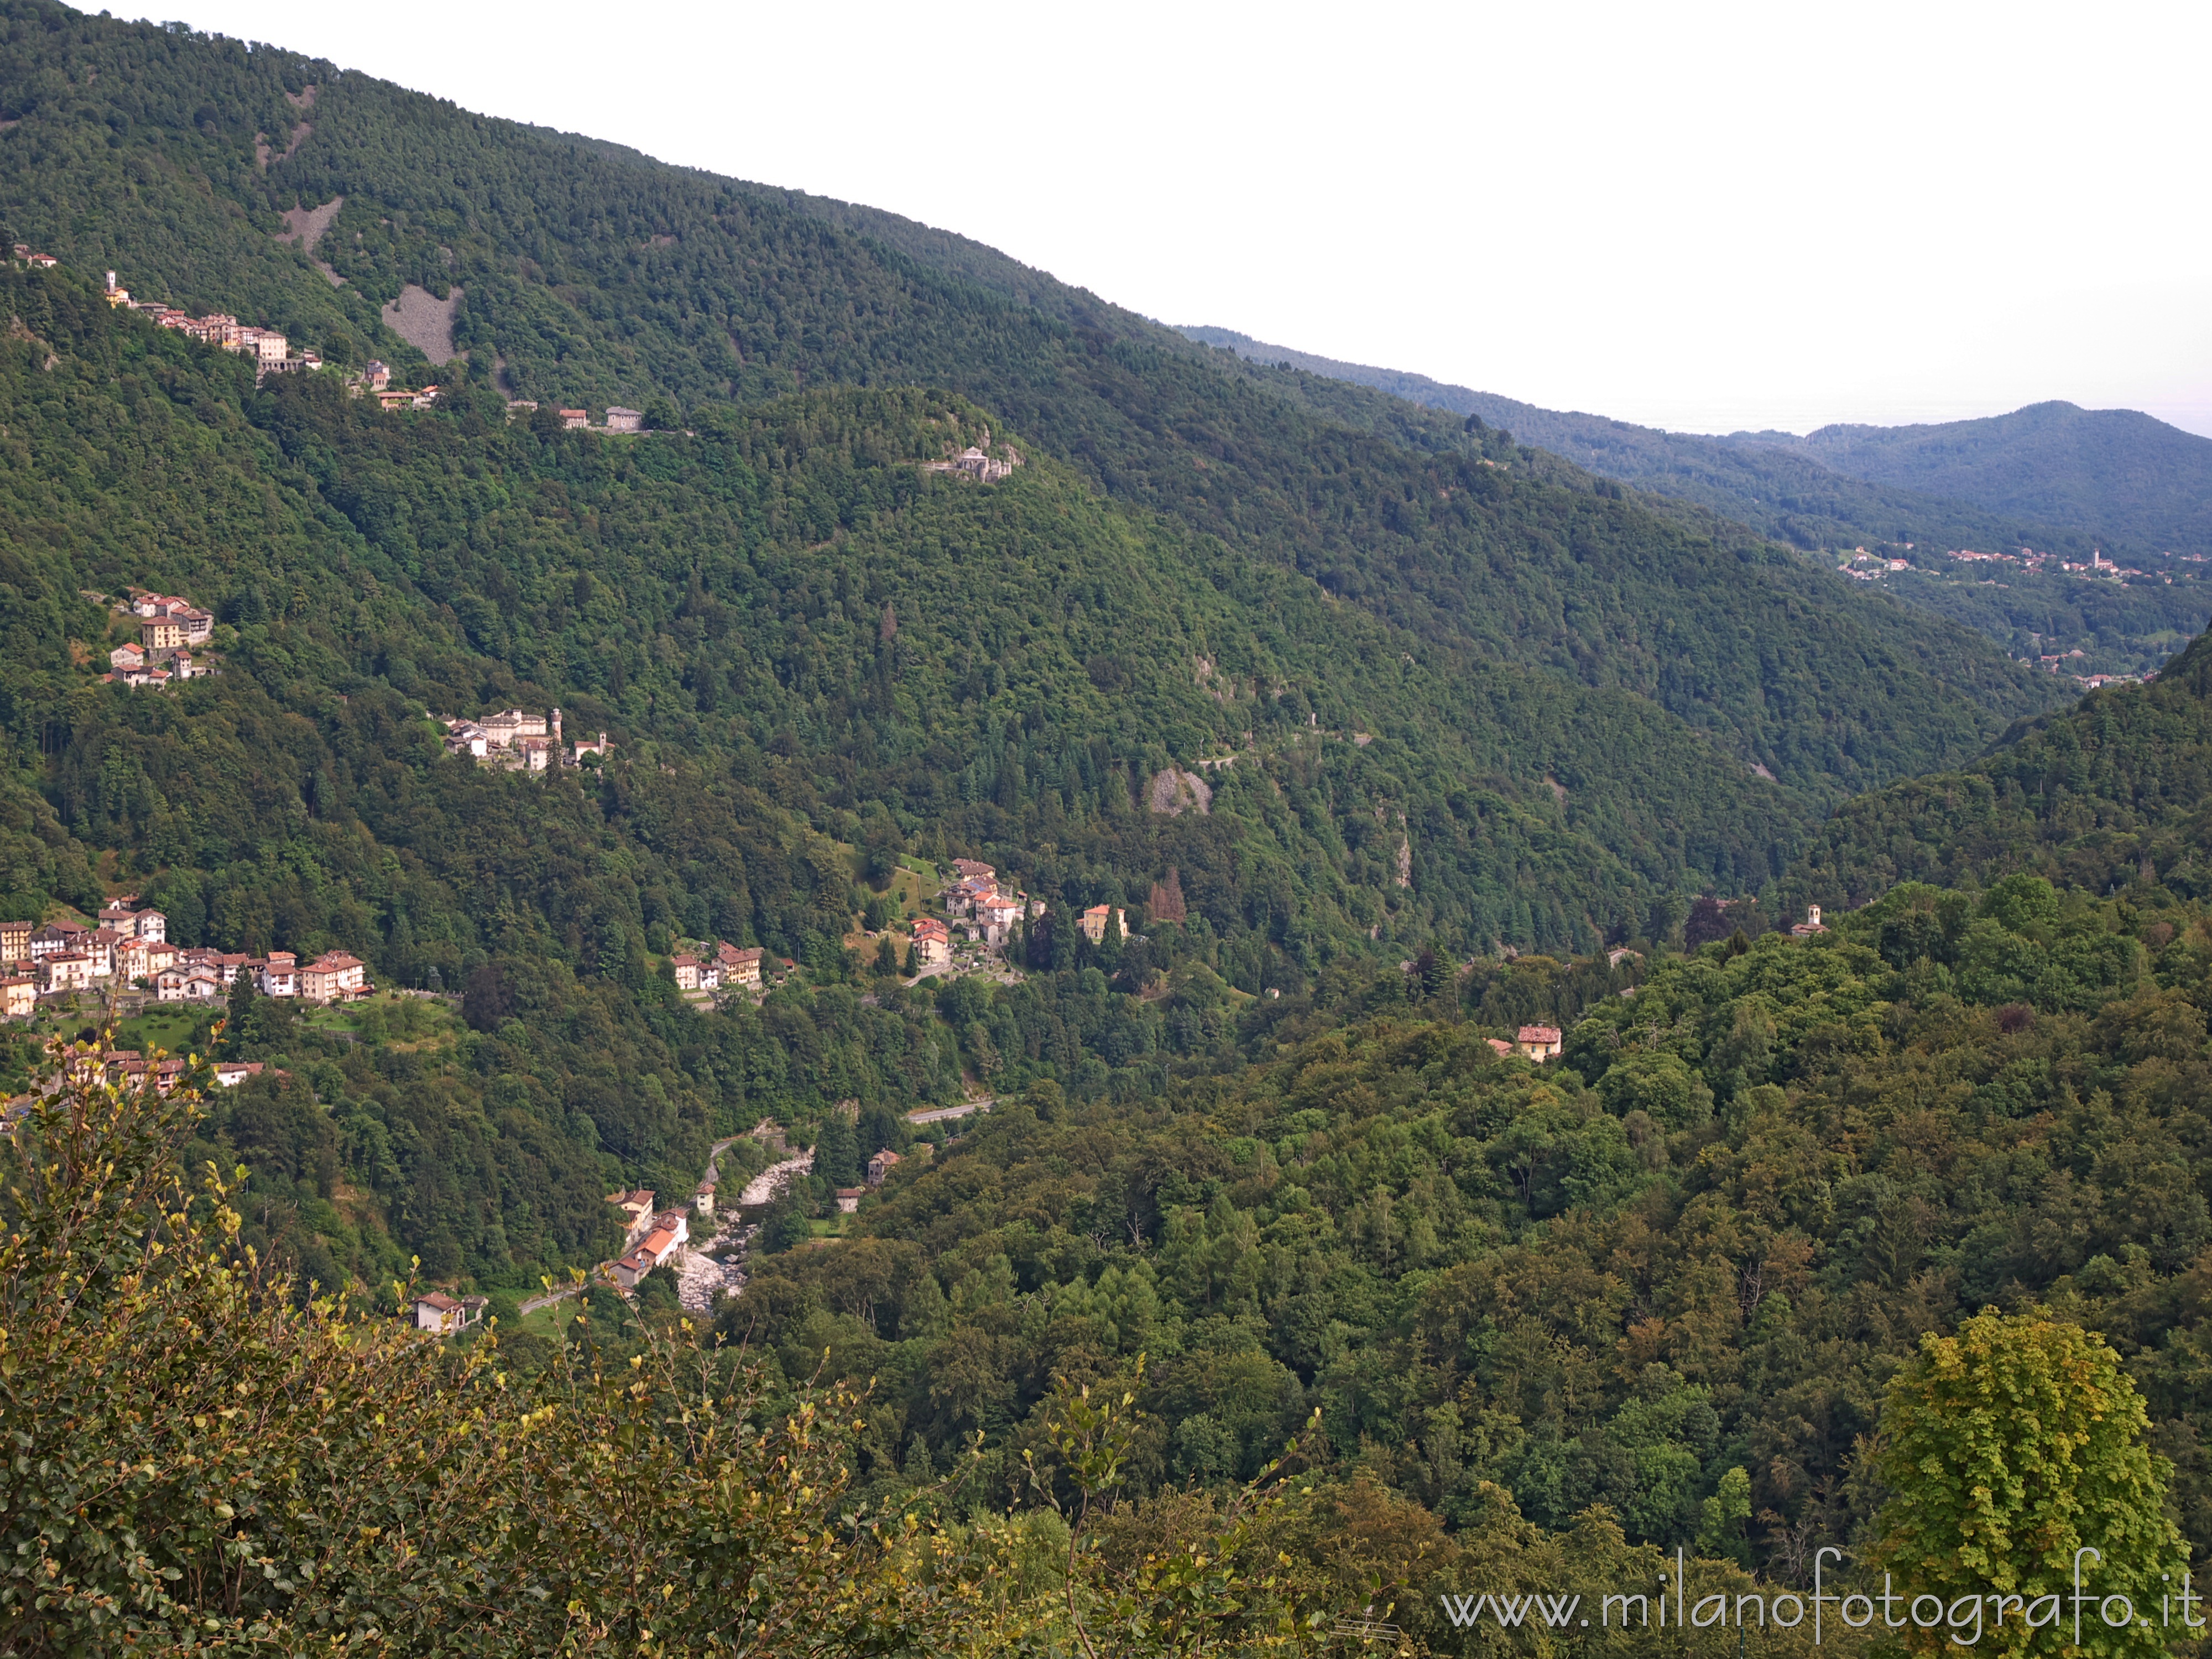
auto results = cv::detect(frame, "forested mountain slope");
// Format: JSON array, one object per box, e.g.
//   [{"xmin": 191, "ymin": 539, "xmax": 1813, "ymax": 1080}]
[
  {"xmin": 0, "ymin": 1, "xmax": 2060, "ymax": 804},
  {"xmin": 0, "ymin": 263, "xmax": 1854, "ymax": 1290},
  {"xmin": 734, "ymin": 875, "xmax": 2212, "ymax": 1636},
  {"xmin": 0, "ymin": 264, "xmax": 1819, "ymax": 948},
  {"xmin": 1731, "ymin": 401, "xmax": 2212, "ymax": 555},
  {"xmin": 3, "ymin": 8, "xmax": 2210, "ymax": 1626},
  {"xmin": 1778, "ymin": 628, "xmax": 2212, "ymax": 910}
]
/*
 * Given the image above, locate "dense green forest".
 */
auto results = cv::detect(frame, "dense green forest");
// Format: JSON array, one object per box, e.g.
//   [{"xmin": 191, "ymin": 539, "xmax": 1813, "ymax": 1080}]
[
  {"xmin": 732, "ymin": 871, "xmax": 2212, "ymax": 1644},
  {"xmin": 0, "ymin": 262, "xmax": 1866, "ymax": 1296},
  {"xmin": 1778, "ymin": 627, "xmax": 2212, "ymax": 914}
]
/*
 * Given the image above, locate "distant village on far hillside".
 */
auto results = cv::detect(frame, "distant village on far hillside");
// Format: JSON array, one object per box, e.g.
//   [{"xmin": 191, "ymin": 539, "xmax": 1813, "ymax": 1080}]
[
  {"xmin": 16, "ymin": 255, "xmax": 667, "ymax": 430},
  {"xmin": 922, "ymin": 429, "xmax": 1021, "ymax": 483},
  {"xmin": 1832, "ymin": 538, "xmax": 2204, "ymax": 688},
  {"xmin": 0, "ymin": 896, "xmax": 368, "ymax": 1016},
  {"xmin": 96, "ymin": 588, "xmax": 223, "ymax": 691},
  {"xmin": 20, "ymin": 257, "xmax": 1050, "ymax": 467},
  {"xmin": 440, "ymin": 708, "xmax": 613, "ymax": 771}
]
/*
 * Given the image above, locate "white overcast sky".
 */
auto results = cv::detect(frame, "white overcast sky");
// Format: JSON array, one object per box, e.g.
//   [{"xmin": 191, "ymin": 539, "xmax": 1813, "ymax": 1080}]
[{"xmin": 158, "ymin": 0, "xmax": 2212, "ymax": 436}]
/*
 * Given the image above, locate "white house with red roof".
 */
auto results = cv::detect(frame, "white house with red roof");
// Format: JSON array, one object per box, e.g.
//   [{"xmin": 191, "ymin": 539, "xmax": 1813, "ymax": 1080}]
[{"xmin": 156, "ymin": 963, "xmax": 221, "ymax": 1002}]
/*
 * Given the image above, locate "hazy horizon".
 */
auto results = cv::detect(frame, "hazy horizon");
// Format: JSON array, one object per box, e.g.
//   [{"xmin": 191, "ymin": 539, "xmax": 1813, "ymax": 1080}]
[{"xmin": 1176, "ymin": 322, "xmax": 2209, "ymax": 441}]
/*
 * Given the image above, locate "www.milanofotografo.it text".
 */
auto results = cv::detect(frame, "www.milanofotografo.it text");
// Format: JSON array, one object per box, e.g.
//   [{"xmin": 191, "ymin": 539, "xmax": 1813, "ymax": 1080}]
[{"xmin": 1441, "ymin": 1549, "xmax": 2206, "ymax": 1645}]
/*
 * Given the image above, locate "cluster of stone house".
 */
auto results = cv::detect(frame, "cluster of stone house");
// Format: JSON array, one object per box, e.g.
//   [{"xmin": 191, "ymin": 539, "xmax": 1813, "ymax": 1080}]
[
  {"xmin": 356, "ymin": 362, "xmax": 439, "ymax": 410},
  {"xmin": 513, "ymin": 405, "xmax": 646, "ymax": 432},
  {"xmin": 153, "ymin": 946, "xmax": 368, "ymax": 1005},
  {"xmin": 606, "ymin": 1189, "xmax": 691, "ymax": 1290},
  {"xmin": 441, "ymin": 708, "xmax": 613, "ymax": 771},
  {"xmin": 76, "ymin": 264, "xmax": 444, "ymax": 409},
  {"xmin": 921, "ymin": 431, "xmax": 1021, "ymax": 484},
  {"xmin": 103, "ymin": 589, "xmax": 221, "ymax": 690},
  {"xmin": 66, "ymin": 1047, "xmax": 187, "ymax": 1093},
  {"xmin": 57, "ymin": 1047, "xmax": 270, "ymax": 1095},
  {"xmin": 919, "ymin": 860, "xmax": 1129, "ymax": 966},
  {"xmin": 0, "ymin": 902, "xmax": 371, "ymax": 1009},
  {"xmin": 834, "ymin": 1146, "xmax": 913, "ymax": 1212},
  {"xmin": 375, "ymin": 383, "xmax": 440, "ymax": 411},
  {"xmin": 939, "ymin": 861, "xmax": 1039, "ymax": 951},
  {"xmin": 95, "ymin": 270, "xmax": 322, "ymax": 377},
  {"xmin": 0, "ymin": 901, "xmax": 169, "ymax": 1007},
  {"xmin": 670, "ymin": 940, "xmax": 769, "ymax": 994}
]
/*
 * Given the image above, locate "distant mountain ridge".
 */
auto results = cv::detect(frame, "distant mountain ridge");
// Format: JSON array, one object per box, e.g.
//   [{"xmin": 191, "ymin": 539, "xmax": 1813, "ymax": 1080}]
[
  {"xmin": 1179, "ymin": 326, "xmax": 2212, "ymax": 562},
  {"xmin": 1724, "ymin": 401, "xmax": 2212, "ymax": 554}
]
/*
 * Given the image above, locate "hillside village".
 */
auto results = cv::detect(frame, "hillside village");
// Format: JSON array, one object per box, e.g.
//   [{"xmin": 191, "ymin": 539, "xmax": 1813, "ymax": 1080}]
[
  {"xmin": 1832, "ymin": 539, "xmax": 2193, "ymax": 687},
  {"xmin": 0, "ymin": 895, "xmax": 369, "ymax": 1013},
  {"xmin": 0, "ymin": 750, "xmax": 1119, "ymax": 1040},
  {"xmin": 67, "ymin": 261, "xmax": 327, "ymax": 377},
  {"xmin": 98, "ymin": 588, "xmax": 223, "ymax": 689},
  {"xmin": 418, "ymin": 854, "xmax": 1152, "ymax": 1329},
  {"xmin": 19, "ymin": 255, "xmax": 424, "ymax": 411},
  {"xmin": 20, "ymin": 254, "xmax": 681, "ymax": 431},
  {"xmin": 440, "ymin": 707, "xmax": 613, "ymax": 770}
]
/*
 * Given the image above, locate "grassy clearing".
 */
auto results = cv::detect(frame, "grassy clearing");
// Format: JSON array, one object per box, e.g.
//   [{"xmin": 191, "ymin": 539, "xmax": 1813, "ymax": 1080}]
[{"xmin": 108, "ymin": 1005, "xmax": 207, "ymax": 1055}]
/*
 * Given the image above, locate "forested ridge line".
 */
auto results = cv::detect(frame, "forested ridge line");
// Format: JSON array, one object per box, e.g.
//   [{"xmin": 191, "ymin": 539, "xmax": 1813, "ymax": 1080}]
[
  {"xmin": 1181, "ymin": 327, "xmax": 2212, "ymax": 680},
  {"xmin": 1181, "ymin": 323, "xmax": 2121, "ymax": 561},
  {"xmin": 0, "ymin": 0, "xmax": 2062, "ymax": 804},
  {"xmin": 1778, "ymin": 626, "xmax": 2212, "ymax": 910}
]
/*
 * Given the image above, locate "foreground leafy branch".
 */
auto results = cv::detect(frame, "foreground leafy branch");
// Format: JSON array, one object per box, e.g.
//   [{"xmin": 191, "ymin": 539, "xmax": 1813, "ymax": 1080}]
[{"xmin": 0, "ymin": 1035, "xmax": 1339, "ymax": 1655}]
